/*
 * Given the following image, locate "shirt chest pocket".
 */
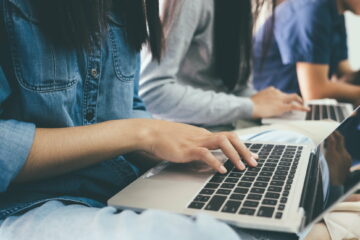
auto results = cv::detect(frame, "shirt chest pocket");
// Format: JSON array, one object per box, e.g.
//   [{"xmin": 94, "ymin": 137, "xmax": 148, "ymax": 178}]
[
  {"xmin": 6, "ymin": 0, "xmax": 79, "ymax": 92},
  {"xmin": 107, "ymin": 13, "xmax": 137, "ymax": 82}
]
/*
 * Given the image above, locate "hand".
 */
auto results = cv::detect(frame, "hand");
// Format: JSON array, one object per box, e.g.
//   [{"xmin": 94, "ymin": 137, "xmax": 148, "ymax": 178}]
[
  {"xmin": 345, "ymin": 194, "xmax": 360, "ymax": 202},
  {"xmin": 138, "ymin": 119, "xmax": 258, "ymax": 174},
  {"xmin": 251, "ymin": 87, "xmax": 310, "ymax": 119},
  {"xmin": 335, "ymin": 71, "xmax": 360, "ymax": 85}
]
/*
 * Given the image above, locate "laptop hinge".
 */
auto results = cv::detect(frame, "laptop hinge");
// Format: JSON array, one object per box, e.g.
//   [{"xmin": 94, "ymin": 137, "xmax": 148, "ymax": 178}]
[{"xmin": 299, "ymin": 147, "xmax": 323, "ymax": 227}]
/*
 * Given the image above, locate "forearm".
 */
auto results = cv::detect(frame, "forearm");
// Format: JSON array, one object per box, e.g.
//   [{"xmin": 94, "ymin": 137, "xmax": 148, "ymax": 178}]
[
  {"xmin": 142, "ymin": 83, "xmax": 253, "ymax": 126},
  {"xmin": 297, "ymin": 63, "xmax": 360, "ymax": 103},
  {"xmin": 15, "ymin": 119, "xmax": 149, "ymax": 183},
  {"xmin": 301, "ymin": 81, "xmax": 360, "ymax": 103}
]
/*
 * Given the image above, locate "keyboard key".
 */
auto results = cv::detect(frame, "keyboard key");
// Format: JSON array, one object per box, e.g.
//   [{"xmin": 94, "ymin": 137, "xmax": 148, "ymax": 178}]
[
  {"xmin": 188, "ymin": 202, "xmax": 205, "ymax": 209},
  {"xmin": 273, "ymin": 175, "xmax": 286, "ymax": 181},
  {"xmin": 239, "ymin": 208, "xmax": 256, "ymax": 216},
  {"xmin": 205, "ymin": 183, "xmax": 219, "ymax": 189},
  {"xmin": 247, "ymin": 194, "xmax": 262, "ymax": 200},
  {"xmin": 221, "ymin": 183, "xmax": 235, "ymax": 189},
  {"xmin": 285, "ymin": 185, "xmax": 291, "ymax": 191},
  {"xmin": 200, "ymin": 189, "xmax": 215, "ymax": 195},
  {"xmin": 268, "ymin": 186, "xmax": 282, "ymax": 192},
  {"xmin": 251, "ymin": 188, "xmax": 265, "ymax": 194},
  {"xmin": 230, "ymin": 194, "xmax": 245, "ymax": 200},
  {"xmin": 257, "ymin": 177, "xmax": 270, "ymax": 182},
  {"xmin": 243, "ymin": 201, "xmax": 259, "ymax": 208},
  {"xmin": 251, "ymin": 144, "xmax": 263, "ymax": 149},
  {"xmin": 260, "ymin": 171, "xmax": 272, "ymax": 177},
  {"xmin": 242, "ymin": 176, "xmax": 255, "ymax": 182},
  {"xmin": 277, "ymin": 166, "xmax": 290, "ymax": 171},
  {"xmin": 280, "ymin": 197, "xmax": 288, "ymax": 204},
  {"xmin": 222, "ymin": 200, "xmax": 241, "ymax": 213},
  {"xmin": 262, "ymin": 167, "xmax": 275, "ymax": 172},
  {"xmin": 244, "ymin": 172, "xmax": 258, "ymax": 177},
  {"xmin": 217, "ymin": 189, "xmax": 231, "ymax": 195},
  {"xmin": 329, "ymin": 105, "xmax": 336, "ymax": 121},
  {"xmin": 247, "ymin": 168, "xmax": 260, "ymax": 173},
  {"xmin": 265, "ymin": 192, "xmax": 280, "ymax": 199},
  {"xmin": 270, "ymin": 181, "xmax": 285, "ymax": 186},
  {"xmin": 264, "ymin": 163, "xmax": 277, "ymax": 168},
  {"xmin": 224, "ymin": 160, "xmax": 234, "ymax": 172},
  {"xmin": 254, "ymin": 182, "xmax": 268, "ymax": 188},
  {"xmin": 225, "ymin": 178, "xmax": 238, "ymax": 183},
  {"xmin": 234, "ymin": 188, "xmax": 249, "ymax": 194},
  {"xmin": 205, "ymin": 195, "xmax": 227, "ymax": 211},
  {"xmin": 278, "ymin": 204, "xmax": 285, "ymax": 210},
  {"xmin": 279, "ymin": 162, "xmax": 291, "ymax": 167},
  {"xmin": 238, "ymin": 182, "xmax": 252, "ymax": 188},
  {"xmin": 229, "ymin": 172, "xmax": 243, "ymax": 178},
  {"xmin": 275, "ymin": 212, "xmax": 283, "ymax": 219},
  {"xmin": 283, "ymin": 190, "xmax": 290, "ymax": 197},
  {"xmin": 209, "ymin": 176, "xmax": 225, "ymax": 183},
  {"xmin": 262, "ymin": 199, "xmax": 277, "ymax": 206},
  {"xmin": 257, "ymin": 206, "xmax": 274, "ymax": 218},
  {"xmin": 275, "ymin": 171, "xmax": 288, "ymax": 176},
  {"xmin": 194, "ymin": 195, "xmax": 210, "ymax": 202}
]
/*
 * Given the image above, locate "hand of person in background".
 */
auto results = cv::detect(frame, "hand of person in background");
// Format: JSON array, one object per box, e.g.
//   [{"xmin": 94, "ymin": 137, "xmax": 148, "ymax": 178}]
[
  {"xmin": 325, "ymin": 131, "xmax": 352, "ymax": 186},
  {"xmin": 335, "ymin": 70, "xmax": 360, "ymax": 86},
  {"xmin": 251, "ymin": 87, "xmax": 310, "ymax": 119}
]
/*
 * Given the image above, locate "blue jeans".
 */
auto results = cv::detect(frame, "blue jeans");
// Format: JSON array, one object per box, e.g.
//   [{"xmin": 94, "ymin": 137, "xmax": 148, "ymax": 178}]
[{"xmin": 0, "ymin": 130, "xmax": 323, "ymax": 240}]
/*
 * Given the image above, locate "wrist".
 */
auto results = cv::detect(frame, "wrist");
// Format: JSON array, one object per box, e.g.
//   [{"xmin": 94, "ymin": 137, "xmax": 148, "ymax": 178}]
[
  {"xmin": 127, "ymin": 119, "xmax": 156, "ymax": 152},
  {"xmin": 110, "ymin": 119, "xmax": 154, "ymax": 153},
  {"xmin": 250, "ymin": 97, "xmax": 260, "ymax": 119}
]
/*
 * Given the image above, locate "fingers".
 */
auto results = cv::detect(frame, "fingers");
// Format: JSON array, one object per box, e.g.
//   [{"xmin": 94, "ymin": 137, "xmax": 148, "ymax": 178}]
[
  {"xmin": 286, "ymin": 102, "xmax": 311, "ymax": 112},
  {"xmin": 202, "ymin": 134, "xmax": 245, "ymax": 170},
  {"xmin": 284, "ymin": 94, "xmax": 310, "ymax": 112},
  {"xmin": 225, "ymin": 132, "xmax": 258, "ymax": 168},
  {"xmin": 345, "ymin": 194, "xmax": 360, "ymax": 202},
  {"xmin": 217, "ymin": 135, "xmax": 246, "ymax": 170},
  {"xmin": 192, "ymin": 148, "xmax": 227, "ymax": 174},
  {"xmin": 201, "ymin": 132, "xmax": 257, "ymax": 170},
  {"xmin": 286, "ymin": 93, "xmax": 304, "ymax": 104}
]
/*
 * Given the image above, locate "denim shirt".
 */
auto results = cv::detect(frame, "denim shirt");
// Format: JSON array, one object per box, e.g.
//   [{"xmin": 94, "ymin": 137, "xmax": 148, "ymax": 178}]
[{"xmin": 0, "ymin": 0, "xmax": 151, "ymax": 219}]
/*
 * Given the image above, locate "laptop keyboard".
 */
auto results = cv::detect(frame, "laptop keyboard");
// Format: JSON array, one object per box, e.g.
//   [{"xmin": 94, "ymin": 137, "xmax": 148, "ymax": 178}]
[
  {"xmin": 306, "ymin": 104, "xmax": 347, "ymax": 122},
  {"xmin": 188, "ymin": 143, "xmax": 303, "ymax": 220}
]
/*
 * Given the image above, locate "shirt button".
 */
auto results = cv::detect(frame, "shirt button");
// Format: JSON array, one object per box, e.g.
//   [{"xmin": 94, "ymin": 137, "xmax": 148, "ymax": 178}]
[
  {"xmin": 91, "ymin": 68, "xmax": 98, "ymax": 78},
  {"xmin": 86, "ymin": 110, "xmax": 95, "ymax": 121}
]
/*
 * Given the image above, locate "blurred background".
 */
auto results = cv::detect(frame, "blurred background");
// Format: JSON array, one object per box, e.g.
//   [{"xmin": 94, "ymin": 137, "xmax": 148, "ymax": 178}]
[{"xmin": 346, "ymin": 13, "xmax": 360, "ymax": 69}]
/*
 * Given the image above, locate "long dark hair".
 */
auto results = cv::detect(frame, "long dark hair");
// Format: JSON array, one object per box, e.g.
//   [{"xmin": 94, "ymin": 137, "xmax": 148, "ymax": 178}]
[
  {"xmin": 163, "ymin": 0, "xmax": 276, "ymax": 90},
  {"xmin": 31, "ymin": 0, "xmax": 163, "ymax": 61}
]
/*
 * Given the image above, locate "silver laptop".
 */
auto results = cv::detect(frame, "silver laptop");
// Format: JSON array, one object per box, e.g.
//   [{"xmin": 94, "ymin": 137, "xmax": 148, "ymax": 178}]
[
  {"xmin": 108, "ymin": 107, "xmax": 360, "ymax": 235},
  {"xmin": 262, "ymin": 99, "xmax": 353, "ymax": 124}
]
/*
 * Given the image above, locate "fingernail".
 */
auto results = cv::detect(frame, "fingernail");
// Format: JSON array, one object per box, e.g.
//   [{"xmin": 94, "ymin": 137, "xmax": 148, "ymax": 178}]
[
  {"xmin": 220, "ymin": 166, "xmax": 227, "ymax": 174},
  {"xmin": 251, "ymin": 152, "xmax": 259, "ymax": 159},
  {"xmin": 239, "ymin": 161, "xmax": 246, "ymax": 170},
  {"xmin": 251, "ymin": 157, "xmax": 258, "ymax": 166}
]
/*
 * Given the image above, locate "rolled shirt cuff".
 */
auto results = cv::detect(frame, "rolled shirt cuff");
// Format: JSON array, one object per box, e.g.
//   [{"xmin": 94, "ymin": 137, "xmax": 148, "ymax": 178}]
[{"xmin": 0, "ymin": 120, "xmax": 36, "ymax": 192}]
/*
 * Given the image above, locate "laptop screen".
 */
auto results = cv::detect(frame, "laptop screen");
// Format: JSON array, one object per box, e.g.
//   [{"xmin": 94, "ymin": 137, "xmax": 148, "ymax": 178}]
[{"xmin": 305, "ymin": 106, "xmax": 360, "ymax": 228}]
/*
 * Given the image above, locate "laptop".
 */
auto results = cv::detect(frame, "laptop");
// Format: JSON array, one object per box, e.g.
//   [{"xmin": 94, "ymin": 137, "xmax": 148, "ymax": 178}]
[
  {"xmin": 262, "ymin": 99, "xmax": 353, "ymax": 124},
  {"xmin": 108, "ymin": 107, "xmax": 360, "ymax": 235}
]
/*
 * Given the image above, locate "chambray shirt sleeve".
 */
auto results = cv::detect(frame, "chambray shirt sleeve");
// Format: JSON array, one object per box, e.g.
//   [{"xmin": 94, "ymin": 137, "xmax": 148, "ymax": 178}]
[
  {"xmin": 274, "ymin": 3, "xmax": 332, "ymax": 65},
  {"xmin": 0, "ymin": 66, "xmax": 36, "ymax": 192},
  {"xmin": 140, "ymin": 0, "xmax": 253, "ymax": 126},
  {"xmin": 131, "ymin": 56, "xmax": 152, "ymax": 119}
]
